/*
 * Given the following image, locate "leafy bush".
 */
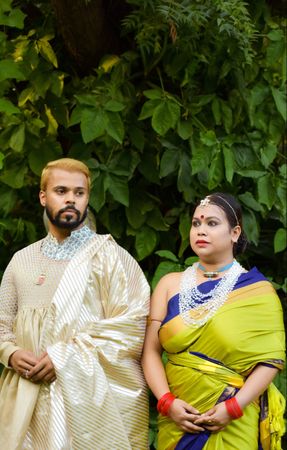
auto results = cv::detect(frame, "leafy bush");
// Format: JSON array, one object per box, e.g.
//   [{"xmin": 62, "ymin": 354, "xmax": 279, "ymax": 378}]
[{"xmin": 0, "ymin": 1, "xmax": 286, "ymax": 447}]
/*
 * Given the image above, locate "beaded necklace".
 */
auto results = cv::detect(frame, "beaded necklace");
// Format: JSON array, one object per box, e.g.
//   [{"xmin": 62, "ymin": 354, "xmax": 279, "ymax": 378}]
[{"xmin": 179, "ymin": 260, "xmax": 245, "ymax": 327}]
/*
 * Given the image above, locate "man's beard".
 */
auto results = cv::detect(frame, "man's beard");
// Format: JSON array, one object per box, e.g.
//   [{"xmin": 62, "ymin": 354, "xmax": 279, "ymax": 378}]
[{"xmin": 45, "ymin": 204, "xmax": 88, "ymax": 230}]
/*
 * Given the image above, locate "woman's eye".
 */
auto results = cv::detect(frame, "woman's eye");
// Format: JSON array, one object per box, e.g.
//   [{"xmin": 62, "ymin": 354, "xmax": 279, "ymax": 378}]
[
  {"xmin": 192, "ymin": 221, "xmax": 200, "ymax": 227},
  {"xmin": 208, "ymin": 221, "xmax": 218, "ymax": 226}
]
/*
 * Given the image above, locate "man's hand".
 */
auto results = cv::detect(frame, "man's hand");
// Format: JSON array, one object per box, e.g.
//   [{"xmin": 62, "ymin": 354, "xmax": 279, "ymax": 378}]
[
  {"xmin": 28, "ymin": 352, "xmax": 56, "ymax": 383},
  {"xmin": 9, "ymin": 350, "xmax": 39, "ymax": 378}
]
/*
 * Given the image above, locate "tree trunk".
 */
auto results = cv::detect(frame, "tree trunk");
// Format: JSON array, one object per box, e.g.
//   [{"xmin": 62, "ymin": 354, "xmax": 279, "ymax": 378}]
[{"xmin": 50, "ymin": 0, "xmax": 130, "ymax": 72}]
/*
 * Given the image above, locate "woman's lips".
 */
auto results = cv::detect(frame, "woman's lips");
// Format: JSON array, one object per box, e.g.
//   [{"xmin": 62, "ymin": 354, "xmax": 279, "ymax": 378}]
[{"xmin": 196, "ymin": 240, "xmax": 209, "ymax": 246}]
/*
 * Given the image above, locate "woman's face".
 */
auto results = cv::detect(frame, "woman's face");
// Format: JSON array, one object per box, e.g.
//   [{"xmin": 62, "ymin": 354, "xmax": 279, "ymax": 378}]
[{"xmin": 189, "ymin": 203, "xmax": 241, "ymax": 262}]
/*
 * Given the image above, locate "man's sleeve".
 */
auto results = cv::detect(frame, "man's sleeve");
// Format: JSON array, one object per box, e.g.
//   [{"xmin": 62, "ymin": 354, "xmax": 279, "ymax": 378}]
[{"xmin": 0, "ymin": 258, "xmax": 21, "ymax": 367}]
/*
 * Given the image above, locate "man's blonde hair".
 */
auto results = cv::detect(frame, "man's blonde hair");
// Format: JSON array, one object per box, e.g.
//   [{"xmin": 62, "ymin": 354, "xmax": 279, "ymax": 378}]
[{"xmin": 40, "ymin": 158, "xmax": 91, "ymax": 191}]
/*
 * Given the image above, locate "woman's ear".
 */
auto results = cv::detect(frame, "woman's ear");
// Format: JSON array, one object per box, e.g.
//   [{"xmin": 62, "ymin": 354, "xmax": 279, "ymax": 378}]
[{"xmin": 231, "ymin": 225, "xmax": 241, "ymax": 243}]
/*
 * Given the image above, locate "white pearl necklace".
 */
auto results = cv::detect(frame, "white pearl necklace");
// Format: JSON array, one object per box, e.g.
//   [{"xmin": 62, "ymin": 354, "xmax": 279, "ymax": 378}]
[{"xmin": 179, "ymin": 261, "xmax": 245, "ymax": 327}]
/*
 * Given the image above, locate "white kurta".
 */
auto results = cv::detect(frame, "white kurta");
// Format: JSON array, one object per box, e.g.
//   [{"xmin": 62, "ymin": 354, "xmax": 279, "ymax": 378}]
[{"xmin": 0, "ymin": 232, "xmax": 150, "ymax": 450}]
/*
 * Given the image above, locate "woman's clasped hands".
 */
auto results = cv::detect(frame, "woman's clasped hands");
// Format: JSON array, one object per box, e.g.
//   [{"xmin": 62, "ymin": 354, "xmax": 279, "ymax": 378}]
[{"xmin": 169, "ymin": 399, "xmax": 232, "ymax": 433}]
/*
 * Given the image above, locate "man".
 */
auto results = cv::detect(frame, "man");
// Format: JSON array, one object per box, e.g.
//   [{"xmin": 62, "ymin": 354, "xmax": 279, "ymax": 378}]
[{"xmin": 0, "ymin": 158, "xmax": 150, "ymax": 450}]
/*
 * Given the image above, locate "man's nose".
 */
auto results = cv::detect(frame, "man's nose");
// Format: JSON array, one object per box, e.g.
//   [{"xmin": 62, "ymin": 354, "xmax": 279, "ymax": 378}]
[{"xmin": 65, "ymin": 193, "xmax": 76, "ymax": 204}]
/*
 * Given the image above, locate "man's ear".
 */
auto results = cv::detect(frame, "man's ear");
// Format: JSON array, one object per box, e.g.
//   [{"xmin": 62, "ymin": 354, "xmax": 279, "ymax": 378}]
[{"xmin": 39, "ymin": 190, "xmax": 46, "ymax": 207}]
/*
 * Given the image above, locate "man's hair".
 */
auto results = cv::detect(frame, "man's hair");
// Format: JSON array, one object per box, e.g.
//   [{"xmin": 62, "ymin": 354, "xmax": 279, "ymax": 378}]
[{"xmin": 40, "ymin": 158, "xmax": 91, "ymax": 191}]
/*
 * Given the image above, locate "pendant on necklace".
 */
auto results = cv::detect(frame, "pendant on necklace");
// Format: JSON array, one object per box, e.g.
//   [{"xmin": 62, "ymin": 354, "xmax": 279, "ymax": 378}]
[
  {"xmin": 35, "ymin": 273, "xmax": 46, "ymax": 285},
  {"xmin": 203, "ymin": 271, "xmax": 219, "ymax": 279}
]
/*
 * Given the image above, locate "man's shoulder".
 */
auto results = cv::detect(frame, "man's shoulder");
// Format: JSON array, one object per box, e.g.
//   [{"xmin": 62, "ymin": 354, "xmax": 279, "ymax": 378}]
[
  {"xmin": 92, "ymin": 233, "xmax": 138, "ymax": 264},
  {"xmin": 11, "ymin": 239, "xmax": 43, "ymax": 261}
]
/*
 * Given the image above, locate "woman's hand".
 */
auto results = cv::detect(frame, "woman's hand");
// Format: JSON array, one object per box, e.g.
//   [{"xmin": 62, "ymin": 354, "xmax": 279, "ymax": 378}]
[
  {"xmin": 194, "ymin": 402, "xmax": 232, "ymax": 432},
  {"xmin": 168, "ymin": 399, "xmax": 206, "ymax": 433}
]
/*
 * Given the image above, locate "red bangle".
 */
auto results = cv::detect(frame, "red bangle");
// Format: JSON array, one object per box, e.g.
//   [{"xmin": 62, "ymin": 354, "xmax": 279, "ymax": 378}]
[
  {"xmin": 225, "ymin": 397, "xmax": 243, "ymax": 419},
  {"xmin": 157, "ymin": 392, "xmax": 176, "ymax": 416}
]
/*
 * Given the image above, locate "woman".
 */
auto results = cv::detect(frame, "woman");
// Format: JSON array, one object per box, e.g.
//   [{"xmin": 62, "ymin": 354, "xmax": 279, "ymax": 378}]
[{"xmin": 142, "ymin": 193, "xmax": 285, "ymax": 450}]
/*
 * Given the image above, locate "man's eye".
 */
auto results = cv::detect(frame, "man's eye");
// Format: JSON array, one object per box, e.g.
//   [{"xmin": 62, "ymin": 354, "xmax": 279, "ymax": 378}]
[{"xmin": 76, "ymin": 191, "xmax": 84, "ymax": 196}]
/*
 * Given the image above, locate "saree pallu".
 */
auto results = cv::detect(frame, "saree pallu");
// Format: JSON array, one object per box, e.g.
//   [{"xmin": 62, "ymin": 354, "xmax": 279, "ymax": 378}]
[{"xmin": 158, "ymin": 268, "xmax": 285, "ymax": 450}]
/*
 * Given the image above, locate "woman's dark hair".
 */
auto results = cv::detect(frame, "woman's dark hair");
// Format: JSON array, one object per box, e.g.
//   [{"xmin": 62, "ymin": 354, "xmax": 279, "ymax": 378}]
[{"xmin": 196, "ymin": 192, "xmax": 248, "ymax": 256}]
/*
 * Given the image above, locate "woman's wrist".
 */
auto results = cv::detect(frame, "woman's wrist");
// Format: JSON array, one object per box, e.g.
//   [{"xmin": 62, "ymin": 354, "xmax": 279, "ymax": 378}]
[
  {"xmin": 224, "ymin": 397, "xmax": 243, "ymax": 419},
  {"xmin": 157, "ymin": 392, "xmax": 176, "ymax": 416}
]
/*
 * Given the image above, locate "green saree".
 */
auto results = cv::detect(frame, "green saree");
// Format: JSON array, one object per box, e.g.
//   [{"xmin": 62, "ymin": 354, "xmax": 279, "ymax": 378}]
[{"xmin": 158, "ymin": 268, "xmax": 285, "ymax": 450}]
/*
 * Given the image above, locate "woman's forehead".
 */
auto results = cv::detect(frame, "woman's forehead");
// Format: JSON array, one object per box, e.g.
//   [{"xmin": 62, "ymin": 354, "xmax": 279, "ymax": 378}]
[{"xmin": 193, "ymin": 203, "xmax": 226, "ymax": 219}]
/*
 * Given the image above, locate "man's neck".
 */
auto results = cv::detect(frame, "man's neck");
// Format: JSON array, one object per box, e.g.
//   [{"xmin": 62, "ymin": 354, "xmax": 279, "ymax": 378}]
[{"xmin": 48, "ymin": 224, "xmax": 84, "ymax": 242}]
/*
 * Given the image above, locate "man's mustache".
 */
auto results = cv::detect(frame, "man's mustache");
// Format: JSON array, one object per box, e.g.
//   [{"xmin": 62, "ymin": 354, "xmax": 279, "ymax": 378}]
[{"xmin": 58, "ymin": 205, "xmax": 79, "ymax": 214}]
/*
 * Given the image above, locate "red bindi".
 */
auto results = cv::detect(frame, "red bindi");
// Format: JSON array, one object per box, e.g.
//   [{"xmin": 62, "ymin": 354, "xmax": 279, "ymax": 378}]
[{"xmin": 200, "ymin": 215, "xmax": 204, "ymax": 219}]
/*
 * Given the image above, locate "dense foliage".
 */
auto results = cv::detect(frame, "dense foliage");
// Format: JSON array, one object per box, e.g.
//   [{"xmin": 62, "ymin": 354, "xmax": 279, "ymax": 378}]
[{"xmin": 0, "ymin": 0, "xmax": 286, "ymax": 446}]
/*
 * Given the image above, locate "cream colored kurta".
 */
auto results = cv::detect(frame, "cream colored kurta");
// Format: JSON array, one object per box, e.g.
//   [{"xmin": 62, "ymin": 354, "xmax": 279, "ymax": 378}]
[{"xmin": 0, "ymin": 233, "xmax": 150, "ymax": 450}]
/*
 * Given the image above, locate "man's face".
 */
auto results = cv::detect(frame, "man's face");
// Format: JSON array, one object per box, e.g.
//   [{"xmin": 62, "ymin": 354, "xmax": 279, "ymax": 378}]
[{"xmin": 39, "ymin": 168, "xmax": 89, "ymax": 231}]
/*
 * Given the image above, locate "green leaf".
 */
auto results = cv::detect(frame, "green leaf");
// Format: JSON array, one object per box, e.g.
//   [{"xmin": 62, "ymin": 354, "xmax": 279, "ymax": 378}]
[
  {"xmin": 177, "ymin": 119, "xmax": 193, "ymax": 140},
  {"xmin": 0, "ymin": 98, "xmax": 20, "ymax": 115},
  {"xmin": 274, "ymin": 228, "xmax": 287, "ymax": 253},
  {"xmin": 0, "ymin": 7, "xmax": 25, "ymax": 29},
  {"xmin": 80, "ymin": 109, "xmax": 106, "ymax": 143},
  {"xmin": 212, "ymin": 98, "xmax": 221, "ymax": 125},
  {"xmin": 107, "ymin": 174, "xmax": 129, "ymax": 206},
  {"xmin": 128, "ymin": 125, "xmax": 145, "ymax": 151},
  {"xmin": 89, "ymin": 173, "xmax": 107, "ymax": 212},
  {"xmin": 238, "ymin": 192, "xmax": 262, "ymax": 212},
  {"xmin": 160, "ymin": 148, "xmax": 179, "ymax": 177},
  {"xmin": 222, "ymin": 146, "xmax": 235, "ymax": 183},
  {"xmin": 190, "ymin": 140, "xmax": 211, "ymax": 175},
  {"xmin": 126, "ymin": 204, "xmax": 146, "ymax": 229},
  {"xmin": 184, "ymin": 256, "xmax": 199, "ymax": 266},
  {"xmin": 143, "ymin": 89, "xmax": 162, "ymax": 100},
  {"xmin": 155, "ymin": 250, "xmax": 178, "ymax": 262},
  {"xmin": 135, "ymin": 226, "xmax": 157, "ymax": 260},
  {"xmin": 257, "ymin": 174, "xmax": 276, "ymax": 210},
  {"xmin": 147, "ymin": 208, "xmax": 169, "ymax": 231},
  {"xmin": 18, "ymin": 87, "xmax": 38, "ymax": 107},
  {"xmin": 9, "ymin": 123, "xmax": 25, "ymax": 152},
  {"xmin": 177, "ymin": 152, "xmax": 192, "ymax": 197},
  {"xmin": 0, "ymin": 59, "xmax": 25, "ymax": 82},
  {"xmin": 0, "ymin": 164, "xmax": 27, "ymax": 188},
  {"xmin": 152, "ymin": 101, "xmax": 180, "ymax": 136},
  {"xmin": 151, "ymin": 261, "xmax": 182, "ymax": 289},
  {"xmin": 242, "ymin": 209, "xmax": 259, "ymax": 245},
  {"xmin": 138, "ymin": 99, "xmax": 161, "ymax": 120},
  {"xmin": 200, "ymin": 130, "xmax": 218, "ymax": 147},
  {"xmin": 104, "ymin": 100, "xmax": 125, "ymax": 112},
  {"xmin": 0, "ymin": 152, "xmax": 4, "ymax": 170},
  {"xmin": 0, "ymin": 186, "xmax": 17, "ymax": 215},
  {"xmin": 28, "ymin": 142, "xmax": 62, "ymax": 176},
  {"xmin": 138, "ymin": 152, "xmax": 160, "ymax": 184},
  {"xmin": 208, "ymin": 153, "xmax": 223, "ymax": 190},
  {"xmin": 260, "ymin": 141, "xmax": 277, "ymax": 168},
  {"xmin": 75, "ymin": 94, "xmax": 98, "ymax": 107},
  {"xmin": 106, "ymin": 111, "xmax": 124, "ymax": 144},
  {"xmin": 220, "ymin": 101, "xmax": 233, "ymax": 133},
  {"xmin": 271, "ymin": 87, "xmax": 286, "ymax": 121},
  {"xmin": 38, "ymin": 38, "xmax": 58, "ymax": 68},
  {"xmin": 237, "ymin": 170, "xmax": 266, "ymax": 178}
]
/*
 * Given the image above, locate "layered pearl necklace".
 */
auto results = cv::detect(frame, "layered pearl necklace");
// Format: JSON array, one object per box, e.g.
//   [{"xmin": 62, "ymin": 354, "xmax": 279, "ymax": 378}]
[{"xmin": 179, "ymin": 260, "xmax": 245, "ymax": 327}]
